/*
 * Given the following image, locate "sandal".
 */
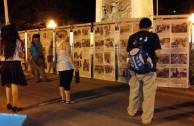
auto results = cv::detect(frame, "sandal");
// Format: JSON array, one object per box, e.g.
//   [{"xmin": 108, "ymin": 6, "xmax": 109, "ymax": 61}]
[{"xmin": 65, "ymin": 100, "xmax": 75, "ymax": 104}]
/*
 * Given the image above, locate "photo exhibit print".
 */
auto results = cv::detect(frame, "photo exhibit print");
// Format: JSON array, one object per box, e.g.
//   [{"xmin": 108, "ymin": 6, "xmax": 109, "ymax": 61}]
[
  {"xmin": 18, "ymin": 32, "xmax": 26, "ymax": 70},
  {"xmin": 73, "ymin": 25, "xmax": 91, "ymax": 78},
  {"xmin": 158, "ymin": 53, "xmax": 170, "ymax": 64},
  {"xmin": 118, "ymin": 21, "xmax": 137, "ymax": 83},
  {"xmin": 40, "ymin": 30, "xmax": 54, "ymax": 73},
  {"xmin": 94, "ymin": 23, "xmax": 115, "ymax": 80},
  {"xmin": 154, "ymin": 19, "xmax": 189, "ymax": 88}
]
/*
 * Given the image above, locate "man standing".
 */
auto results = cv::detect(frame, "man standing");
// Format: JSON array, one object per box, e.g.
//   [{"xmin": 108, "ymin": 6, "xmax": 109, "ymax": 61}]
[
  {"xmin": 30, "ymin": 34, "xmax": 48, "ymax": 83},
  {"xmin": 126, "ymin": 18, "xmax": 161, "ymax": 125}
]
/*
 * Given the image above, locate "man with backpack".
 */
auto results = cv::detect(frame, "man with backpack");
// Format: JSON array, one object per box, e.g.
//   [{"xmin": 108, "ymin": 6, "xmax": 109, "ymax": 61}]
[{"xmin": 126, "ymin": 18, "xmax": 161, "ymax": 125}]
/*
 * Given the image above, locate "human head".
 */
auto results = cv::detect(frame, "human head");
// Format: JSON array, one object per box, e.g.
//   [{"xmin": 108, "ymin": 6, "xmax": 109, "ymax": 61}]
[
  {"xmin": 139, "ymin": 18, "xmax": 152, "ymax": 29},
  {"xmin": 1, "ymin": 24, "xmax": 20, "ymax": 40},
  {"xmin": 32, "ymin": 34, "xmax": 40, "ymax": 42}
]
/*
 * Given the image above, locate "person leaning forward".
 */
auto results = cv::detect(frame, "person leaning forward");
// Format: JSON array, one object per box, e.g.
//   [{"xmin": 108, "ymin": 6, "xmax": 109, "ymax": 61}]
[
  {"xmin": 126, "ymin": 18, "xmax": 161, "ymax": 125},
  {"xmin": 30, "ymin": 34, "xmax": 49, "ymax": 83}
]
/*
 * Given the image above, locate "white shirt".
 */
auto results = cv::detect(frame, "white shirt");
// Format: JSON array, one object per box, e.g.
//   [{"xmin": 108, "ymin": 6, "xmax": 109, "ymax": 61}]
[
  {"xmin": 1, "ymin": 39, "xmax": 22, "ymax": 61},
  {"xmin": 56, "ymin": 40, "xmax": 74, "ymax": 71}
]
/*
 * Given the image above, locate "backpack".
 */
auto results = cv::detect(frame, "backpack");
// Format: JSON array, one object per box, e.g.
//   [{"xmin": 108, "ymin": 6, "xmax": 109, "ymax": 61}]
[{"xmin": 128, "ymin": 35, "xmax": 153, "ymax": 74}]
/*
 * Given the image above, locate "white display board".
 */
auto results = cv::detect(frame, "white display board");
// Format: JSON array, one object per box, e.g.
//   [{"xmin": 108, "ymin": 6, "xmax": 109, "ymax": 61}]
[
  {"xmin": 73, "ymin": 24, "xmax": 92, "ymax": 78},
  {"xmin": 154, "ymin": 18, "xmax": 190, "ymax": 88},
  {"xmin": 93, "ymin": 22, "xmax": 116, "ymax": 81}
]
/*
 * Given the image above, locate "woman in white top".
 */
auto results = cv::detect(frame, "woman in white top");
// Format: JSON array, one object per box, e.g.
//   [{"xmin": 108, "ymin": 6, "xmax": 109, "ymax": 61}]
[
  {"xmin": 0, "ymin": 24, "xmax": 27, "ymax": 112},
  {"xmin": 56, "ymin": 30, "xmax": 74, "ymax": 104}
]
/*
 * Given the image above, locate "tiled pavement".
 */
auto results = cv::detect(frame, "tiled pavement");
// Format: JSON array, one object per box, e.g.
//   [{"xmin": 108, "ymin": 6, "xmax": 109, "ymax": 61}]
[{"xmin": 0, "ymin": 73, "xmax": 194, "ymax": 126}]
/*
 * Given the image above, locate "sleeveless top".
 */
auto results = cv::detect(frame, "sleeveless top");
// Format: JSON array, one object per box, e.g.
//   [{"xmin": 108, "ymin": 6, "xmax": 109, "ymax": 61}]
[{"xmin": 56, "ymin": 40, "xmax": 74, "ymax": 71}]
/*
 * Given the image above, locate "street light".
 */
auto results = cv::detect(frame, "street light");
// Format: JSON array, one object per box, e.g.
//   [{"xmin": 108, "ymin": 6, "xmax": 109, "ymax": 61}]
[
  {"xmin": 189, "ymin": 14, "xmax": 194, "ymax": 23},
  {"xmin": 47, "ymin": 20, "xmax": 57, "ymax": 29}
]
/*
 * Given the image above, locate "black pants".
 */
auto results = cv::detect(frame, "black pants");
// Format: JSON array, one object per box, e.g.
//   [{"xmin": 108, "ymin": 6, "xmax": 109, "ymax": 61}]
[{"xmin": 59, "ymin": 69, "xmax": 74, "ymax": 90}]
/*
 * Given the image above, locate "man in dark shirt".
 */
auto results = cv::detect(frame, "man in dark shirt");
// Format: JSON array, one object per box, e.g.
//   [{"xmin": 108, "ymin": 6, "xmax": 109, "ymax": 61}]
[{"xmin": 126, "ymin": 18, "xmax": 161, "ymax": 125}]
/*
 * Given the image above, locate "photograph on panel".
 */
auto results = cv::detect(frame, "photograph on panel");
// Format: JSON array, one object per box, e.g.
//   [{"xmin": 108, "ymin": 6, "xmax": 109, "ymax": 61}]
[
  {"xmin": 119, "ymin": 52, "xmax": 127, "ymax": 65},
  {"xmin": 171, "ymin": 37, "xmax": 188, "ymax": 48},
  {"xmin": 74, "ymin": 51, "xmax": 82, "ymax": 60},
  {"xmin": 95, "ymin": 40, "xmax": 104, "ymax": 51},
  {"xmin": 82, "ymin": 39, "xmax": 90, "ymax": 47},
  {"xmin": 74, "ymin": 40, "xmax": 82, "ymax": 48},
  {"xmin": 157, "ymin": 68, "xmax": 170, "ymax": 78},
  {"xmin": 172, "ymin": 21, "xmax": 188, "ymax": 33},
  {"xmin": 82, "ymin": 27, "xmax": 90, "ymax": 36},
  {"xmin": 120, "ymin": 39, "xmax": 128, "ymax": 49},
  {"xmin": 104, "ymin": 52, "xmax": 111, "ymax": 64},
  {"xmin": 104, "ymin": 38, "xmax": 114, "ymax": 49},
  {"xmin": 95, "ymin": 26, "xmax": 104, "ymax": 36},
  {"xmin": 74, "ymin": 29, "xmax": 82, "ymax": 37},
  {"xmin": 120, "ymin": 23, "xmax": 132, "ymax": 34},
  {"xmin": 95, "ymin": 65, "xmax": 104, "ymax": 74},
  {"xmin": 155, "ymin": 22, "xmax": 170, "ymax": 33},
  {"xmin": 104, "ymin": 25, "xmax": 111, "ymax": 36},
  {"xmin": 160, "ymin": 38, "xmax": 170, "ymax": 49},
  {"xmin": 83, "ymin": 59, "xmax": 90, "ymax": 72},
  {"xmin": 158, "ymin": 53, "xmax": 170, "ymax": 64},
  {"xmin": 171, "ymin": 54, "xmax": 187, "ymax": 64},
  {"xmin": 104, "ymin": 65, "xmax": 114, "ymax": 74},
  {"xmin": 170, "ymin": 68, "xmax": 187, "ymax": 78},
  {"xmin": 95, "ymin": 53, "xmax": 103, "ymax": 64}
]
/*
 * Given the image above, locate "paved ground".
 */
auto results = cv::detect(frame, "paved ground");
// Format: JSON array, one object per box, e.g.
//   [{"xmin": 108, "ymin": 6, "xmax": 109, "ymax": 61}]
[{"xmin": 0, "ymin": 73, "xmax": 194, "ymax": 126}]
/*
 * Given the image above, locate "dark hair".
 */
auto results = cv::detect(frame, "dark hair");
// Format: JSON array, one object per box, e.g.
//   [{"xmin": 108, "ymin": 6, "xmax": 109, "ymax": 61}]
[
  {"xmin": 32, "ymin": 34, "xmax": 40, "ymax": 38},
  {"xmin": 0, "ymin": 24, "xmax": 20, "ymax": 60},
  {"xmin": 139, "ymin": 18, "xmax": 152, "ymax": 28}
]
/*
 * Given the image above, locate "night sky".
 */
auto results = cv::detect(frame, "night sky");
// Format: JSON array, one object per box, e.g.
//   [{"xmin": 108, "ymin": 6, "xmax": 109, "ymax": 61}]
[{"xmin": 0, "ymin": 0, "xmax": 194, "ymax": 30}]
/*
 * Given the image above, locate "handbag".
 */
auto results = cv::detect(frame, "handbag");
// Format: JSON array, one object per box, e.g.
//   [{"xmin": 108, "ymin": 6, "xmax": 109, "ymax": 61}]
[
  {"xmin": 36, "ymin": 55, "xmax": 45, "ymax": 66},
  {"xmin": 75, "ymin": 70, "xmax": 80, "ymax": 83},
  {"xmin": 47, "ymin": 55, "xmax": 53, "ymax": 62}
]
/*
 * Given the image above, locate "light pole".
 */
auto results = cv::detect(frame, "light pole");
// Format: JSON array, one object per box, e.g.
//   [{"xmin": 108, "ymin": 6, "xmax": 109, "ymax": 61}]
[{"xmin": 3, "ymin": 0, "xmax": 9, "ymax": 25}]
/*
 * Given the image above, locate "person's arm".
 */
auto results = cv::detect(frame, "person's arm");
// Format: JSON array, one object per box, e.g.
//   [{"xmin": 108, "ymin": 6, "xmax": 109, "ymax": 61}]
[
  {"xmin": 155, "ymin": 49, "xmax": 160, "ymax": 58},
  {"xmin": 153, "ymin": 33, "xmax": 162, "ymax": 58}
]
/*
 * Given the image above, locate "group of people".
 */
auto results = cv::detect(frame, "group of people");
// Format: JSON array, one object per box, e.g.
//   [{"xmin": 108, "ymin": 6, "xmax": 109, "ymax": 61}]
[
  {"xmin": 0, "ymin": 24, "xmax": 75, "ymax": 112},
  {"xmin": 0, "ymin": 18, "xmax": 161, "ymax": 126}
]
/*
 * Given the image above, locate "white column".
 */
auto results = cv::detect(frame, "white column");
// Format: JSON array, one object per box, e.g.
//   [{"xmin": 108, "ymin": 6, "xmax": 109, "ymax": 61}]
[
  {"xmin": 132, "ymin": 0, "xmax": 153, "ymax": 18},
  {"xmin": 96, "ymin": 0, "xmax": 103, "ymax": 22},
  {"xmin": 4, "ymin": 0, "xmax": 9, "ymax": 25}
]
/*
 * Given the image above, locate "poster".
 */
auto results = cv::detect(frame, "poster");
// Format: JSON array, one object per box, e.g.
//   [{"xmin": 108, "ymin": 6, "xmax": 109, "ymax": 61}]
[
  {"xmin": 94, "ymin": 23, "xmax": 115, "ymax": 81},
  {"xmin": 118, "ymin": 20, "xmax": 140, "ymax": 83},
  {"xmin": 26, "ymin": 30, "xmax": 38, "ymax": 72},
  {"xmin": 40, "ymin": 30, "xmax": 54, "ymax": 73},
  {"xmin": 154, "ymin": 19, "xmax": 189, "ymax": 88},
  {"xmin": 18, "ymin": 31, "xmax": 26, "ymax": 70},
  {"xmin": 73, "ymin": 25, "xmax": 91, "ymax": 78}
]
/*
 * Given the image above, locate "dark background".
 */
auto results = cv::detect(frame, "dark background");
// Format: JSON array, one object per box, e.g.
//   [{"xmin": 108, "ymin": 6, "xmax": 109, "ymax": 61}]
[{"xmin": 0, "ymin": 0, "xmax": 194, "ymax": 30}]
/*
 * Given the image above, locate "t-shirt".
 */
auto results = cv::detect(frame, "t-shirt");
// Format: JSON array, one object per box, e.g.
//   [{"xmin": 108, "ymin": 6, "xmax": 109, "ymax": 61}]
[
  {"xmin": 126, "ymin": 31, "xmax": 161, "ymax": 72},
  {"xmin": 30, "ymin": 41, "xmax": 42, "ymax": 60}
]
